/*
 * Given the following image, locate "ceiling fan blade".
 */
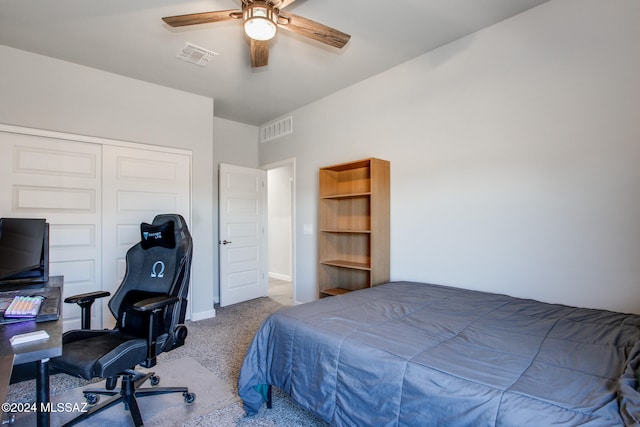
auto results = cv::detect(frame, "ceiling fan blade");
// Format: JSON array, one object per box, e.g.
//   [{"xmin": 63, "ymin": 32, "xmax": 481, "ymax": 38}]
[
  {"xmin": 277, "ymin": 0, "xmax": 298, "ymax": 9},
  {"xmin": 278, "ymin": 12, "xmax": 350, "ymax": 49},
  {"xmin": 162, "ymin": 10, "xmax": 240, "ymax": 27},
  {"xmin": 250, "ymin": 39, "xmax": 270, "ymax": 68}
]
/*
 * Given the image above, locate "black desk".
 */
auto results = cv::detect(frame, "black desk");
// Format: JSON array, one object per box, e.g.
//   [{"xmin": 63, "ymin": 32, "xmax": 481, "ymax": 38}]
[
  {"xmin": 0, "ymin": 276, "xmax": 63, "ymax": 427},
  {"xmin": 0, "ymin": 354, "xmax": 14, "ymax": 404}
]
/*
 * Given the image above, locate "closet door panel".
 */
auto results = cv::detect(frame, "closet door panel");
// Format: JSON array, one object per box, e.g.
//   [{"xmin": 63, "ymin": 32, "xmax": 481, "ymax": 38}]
[
  {"xmin": 0, "ymin": 131, "xmax": 102, "ymax": 331},
  {"xmin": 102, "ymin": 145, "xmax": 191, "ymax": 327}
]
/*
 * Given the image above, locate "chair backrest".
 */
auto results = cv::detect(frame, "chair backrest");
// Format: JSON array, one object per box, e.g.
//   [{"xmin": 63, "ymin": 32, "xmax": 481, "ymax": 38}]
[{"xmin": 108, "ymin": 214, "xmax": 192, "ymax": 350}]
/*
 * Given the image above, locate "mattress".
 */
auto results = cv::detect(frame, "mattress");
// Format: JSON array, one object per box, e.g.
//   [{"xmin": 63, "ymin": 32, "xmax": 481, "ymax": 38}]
[{"xmin": 238, "ymin": 281, "xmax": 640, "ymax": 426}]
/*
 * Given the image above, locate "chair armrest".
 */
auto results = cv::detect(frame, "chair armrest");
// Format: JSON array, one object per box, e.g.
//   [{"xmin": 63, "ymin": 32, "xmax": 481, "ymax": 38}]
[
  {"xmin": 64, "ymin": 291, "xmax": 111, "ymax": 305},
  {"xmin": 132, "ymin": 295, "xmax": 179, "ymax": 312},
  {"xmin": 132, "ymin": 295, "xmax": 179, "ymax": 369},
  {"xmin": 64, "ymin": 291, "xmax": 111, "ymax": 330}
]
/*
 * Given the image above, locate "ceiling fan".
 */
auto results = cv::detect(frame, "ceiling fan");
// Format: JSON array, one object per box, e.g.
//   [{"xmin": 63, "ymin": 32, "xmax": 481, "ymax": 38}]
[{"xmin": 162, "ymin": 0, "xmax": 351, "ymax": 68}]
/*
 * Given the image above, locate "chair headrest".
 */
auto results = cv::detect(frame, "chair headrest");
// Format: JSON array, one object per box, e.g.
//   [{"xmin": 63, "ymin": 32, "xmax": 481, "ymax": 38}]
[
  {"xmin": 139, "ymin": 214, "xmax": 190, "ymax": 251},
  {"xmin": 152, "ymin": 214, "xmax": 188, "ymax": 230},
  {"xmin": 140, "ymin": 221, "xmax": 175, "ymax": 250}
]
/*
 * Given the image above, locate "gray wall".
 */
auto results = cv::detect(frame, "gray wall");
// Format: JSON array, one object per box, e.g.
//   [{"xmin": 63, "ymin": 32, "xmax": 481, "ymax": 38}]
[
  {"xmin": 0, "ymin": 45, "xmax": 257, "ymax": 319},
  {"xmin": 2, "ymin": 0, "xmax": 639, "ymax": 315},
  {"xmin": 260, "ymin": 0, "xmax": 640, "ymax": 313}
]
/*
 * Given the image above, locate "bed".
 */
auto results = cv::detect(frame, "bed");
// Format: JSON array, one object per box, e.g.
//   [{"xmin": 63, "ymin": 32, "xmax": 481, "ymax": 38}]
[{"xmin": 238, "ymin": 281, "xmax": 640, "ymax": 426}]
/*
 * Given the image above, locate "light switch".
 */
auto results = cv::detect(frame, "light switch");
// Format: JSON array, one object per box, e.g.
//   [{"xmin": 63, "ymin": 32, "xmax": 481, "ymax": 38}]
[{"xmin": 303, "ymin": 224, "xmax": 313, "ymax": 235}]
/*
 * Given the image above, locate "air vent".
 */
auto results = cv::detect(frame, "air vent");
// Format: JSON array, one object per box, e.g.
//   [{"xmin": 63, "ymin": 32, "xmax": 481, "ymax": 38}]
[
  {"xmin": 176, "ymin": 42, "xmax": 218, "ymax": 67},
  {"xmin": 260, "ymin": 115, "xmax": 293, "ymax": 143}
]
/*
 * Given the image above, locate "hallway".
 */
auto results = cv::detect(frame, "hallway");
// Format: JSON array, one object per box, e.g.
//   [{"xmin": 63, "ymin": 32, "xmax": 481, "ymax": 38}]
[{"xmin": 269, "ymin": 278, "xmax": 293, "ymax": 306}]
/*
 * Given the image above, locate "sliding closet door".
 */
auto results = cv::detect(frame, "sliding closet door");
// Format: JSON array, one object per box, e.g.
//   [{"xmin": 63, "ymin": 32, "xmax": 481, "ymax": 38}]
[
  {"xmin": 1, "ymin": 126, "xmax": 192, "ymax": 330},
  {"xmin": 0, "ymin": 131, "xmax": 103, "ymax": 331},
  {"xmin": 101, "ymin": 145, "xmax": 191, "ymax": 327}
]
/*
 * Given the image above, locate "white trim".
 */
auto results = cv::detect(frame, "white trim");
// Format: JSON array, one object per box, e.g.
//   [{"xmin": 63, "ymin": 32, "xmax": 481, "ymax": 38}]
[
  {"xmin": 190, "ymin": 309, "xmax": 217, "ymax": 321},
  {"xmin": 0, "ymin": 123, "xmax": 191, "ymax": 156}
]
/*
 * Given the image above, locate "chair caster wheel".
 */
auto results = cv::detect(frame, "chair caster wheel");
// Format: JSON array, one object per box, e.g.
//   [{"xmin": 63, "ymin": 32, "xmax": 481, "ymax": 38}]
[
  {"xmin": 150, "ymin": 375, "xmax": 160, "ymax": 386},
  {"xmin": 105, "ymin": 377, "xmax": 118, "ymax": 390},
  {"xmin": 183, "ymin": 392, "xmax": 196, "ymax": 405},
  {"xmin": 1, "ymin": 413, "xmax": 16, "ymax": 424},
  {"xmin": 84, "ymin": 393, "xmax": 99, "ymax": 406}
]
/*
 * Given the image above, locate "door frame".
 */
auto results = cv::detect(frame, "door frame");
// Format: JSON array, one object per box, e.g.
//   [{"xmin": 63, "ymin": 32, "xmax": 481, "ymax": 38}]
[{"xmin": 262, "ymin": 158, "xmax": 296, "ymax": 305}]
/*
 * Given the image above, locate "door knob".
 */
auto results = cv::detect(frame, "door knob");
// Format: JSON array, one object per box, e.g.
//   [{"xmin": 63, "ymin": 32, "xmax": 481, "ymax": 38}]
[{"xmin": 221, "ymin": 240, "xmax": 232, "ymax": 245}]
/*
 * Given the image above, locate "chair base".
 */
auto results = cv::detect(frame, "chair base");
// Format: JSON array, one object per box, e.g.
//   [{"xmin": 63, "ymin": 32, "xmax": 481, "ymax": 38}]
[{"xmin": 62, "ymin": 371, "xmax": 195, "ymax": 427}]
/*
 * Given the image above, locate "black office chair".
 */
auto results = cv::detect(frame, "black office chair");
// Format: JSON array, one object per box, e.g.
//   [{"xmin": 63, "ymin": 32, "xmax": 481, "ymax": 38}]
[{"xmin": 51, "ymin": 214, "xmax": 195, "ymax": 427}]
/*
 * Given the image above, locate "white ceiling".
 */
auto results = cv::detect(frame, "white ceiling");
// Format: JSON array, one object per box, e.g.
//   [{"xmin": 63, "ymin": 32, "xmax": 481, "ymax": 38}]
[{"xmin": 0, "ymin": 0, "xmax": 549, "ymax": 126}]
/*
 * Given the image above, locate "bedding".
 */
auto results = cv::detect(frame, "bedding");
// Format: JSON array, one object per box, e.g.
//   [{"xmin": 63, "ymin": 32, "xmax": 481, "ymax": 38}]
[{"xmin": 238, "ymin": 281, "xmax": 640, "ymax": 426}]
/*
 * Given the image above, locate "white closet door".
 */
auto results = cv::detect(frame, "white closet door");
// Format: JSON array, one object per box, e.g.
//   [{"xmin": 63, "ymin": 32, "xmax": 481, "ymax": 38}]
[
  {"xmin": 101, "ymin": 145, "xmax": 191, "ymax": 327},
  {"xmin": 0, "ymin": 131, "xmax": 103, "ymax": 331}
]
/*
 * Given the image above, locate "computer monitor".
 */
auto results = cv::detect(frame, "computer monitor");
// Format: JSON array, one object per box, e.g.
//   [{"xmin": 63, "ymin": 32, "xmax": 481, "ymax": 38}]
[{"xmin": 0, "ymin": 218, "xmax": 49, "ymax": 287}]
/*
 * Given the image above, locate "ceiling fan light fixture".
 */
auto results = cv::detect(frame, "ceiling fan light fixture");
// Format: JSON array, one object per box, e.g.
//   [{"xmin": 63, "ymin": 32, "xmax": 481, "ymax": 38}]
[
  {"xmin": 243, "ymin": 3, "xmax": 278, "ymax": 41},
  {"xmin": 162, "ymin": 0, "xmax": 352, "ymax": 68}
]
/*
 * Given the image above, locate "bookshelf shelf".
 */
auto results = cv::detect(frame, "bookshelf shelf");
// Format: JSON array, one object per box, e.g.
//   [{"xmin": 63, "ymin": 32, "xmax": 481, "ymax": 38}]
[{"xmin": 318, "ymin": 158, "xmax": 389, "ymax": 297}]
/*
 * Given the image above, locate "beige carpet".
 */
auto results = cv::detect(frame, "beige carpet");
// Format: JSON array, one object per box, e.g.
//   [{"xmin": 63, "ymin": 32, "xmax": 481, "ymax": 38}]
[
  {"xmin": 13, "ymin": 357, "xmax": 238, "ymax": 426},
  {"xmin": 6, "ymin": 297, "xmax": 329, "ymax": 426}
]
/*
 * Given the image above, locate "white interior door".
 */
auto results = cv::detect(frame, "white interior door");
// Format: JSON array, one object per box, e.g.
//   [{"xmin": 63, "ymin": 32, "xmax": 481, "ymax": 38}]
[
  {"xmin": 102, "ymin": 145, "xmax": 191, "ymax": 327},
  {"xmin": 219, "ymin": 163, "xmax": 267, "ymax": 307}
]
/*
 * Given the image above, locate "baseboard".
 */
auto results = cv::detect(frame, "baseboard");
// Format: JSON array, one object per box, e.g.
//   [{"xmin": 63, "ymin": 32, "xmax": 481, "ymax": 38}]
[
  {"xmin": 190, "ymin": 308, "xmax": 216, "ymax": 321},
  {"xmin": 268, "ymin": 272, "xmax": 291, "ymax": 281}
]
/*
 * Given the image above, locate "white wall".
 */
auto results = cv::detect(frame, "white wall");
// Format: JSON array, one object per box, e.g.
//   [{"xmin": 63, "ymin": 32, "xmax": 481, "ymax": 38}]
[
  {"xmin": 213, "ymin": 117, "xmax": 260, "ymax": 168},
  {"xmin": 0, "ymin": 45, "xmax": 220, "ymax": 319},
  {"xmin": 267, "ymin": 165, "xmax": 293, "ymax": 280},
  {"xmin": 260, "ymin": 0, "xmax": 640, "ymax": 313}
]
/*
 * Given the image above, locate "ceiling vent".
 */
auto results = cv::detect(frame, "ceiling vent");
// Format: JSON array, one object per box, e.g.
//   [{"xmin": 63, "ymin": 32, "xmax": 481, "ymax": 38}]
[
  {"xmin": 176, "ymin": 42, "xmax": 218, "ymax": 67},
  {"xmin": 260, "ymin": 115, "xmax": 293, "ymax": 143}
]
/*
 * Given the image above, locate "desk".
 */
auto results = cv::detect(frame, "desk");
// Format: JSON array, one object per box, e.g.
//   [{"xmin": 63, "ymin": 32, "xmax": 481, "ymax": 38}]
[
  {"xmin": 0, "ymin": 276, "xmax": 63, "ymax": 427},
  {"xmin": 0, "ymin": 354, "xmax": 14, "ymax": 404}
]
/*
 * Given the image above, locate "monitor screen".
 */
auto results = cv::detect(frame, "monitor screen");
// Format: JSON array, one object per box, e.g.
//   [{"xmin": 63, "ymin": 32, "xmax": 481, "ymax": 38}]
[{"xmin": 0, "ymin": 218, "xmax": 49, "ymax": 286}]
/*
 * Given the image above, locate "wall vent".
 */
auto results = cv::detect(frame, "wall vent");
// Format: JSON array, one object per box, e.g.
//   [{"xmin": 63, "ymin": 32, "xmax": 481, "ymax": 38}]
[
  {"xmin": 260, "ymin": 116, "xmax": 293, "ymax": 143},
  {"xmin": 176, "ymin": 42, "xmax": 218, "ymax": 67}
]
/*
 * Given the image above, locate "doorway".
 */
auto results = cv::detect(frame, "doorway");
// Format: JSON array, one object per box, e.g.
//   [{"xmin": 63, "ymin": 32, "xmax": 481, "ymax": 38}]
[{"xmin": 265, "ymin": 159, "xmax": 295, "ymax": 306}]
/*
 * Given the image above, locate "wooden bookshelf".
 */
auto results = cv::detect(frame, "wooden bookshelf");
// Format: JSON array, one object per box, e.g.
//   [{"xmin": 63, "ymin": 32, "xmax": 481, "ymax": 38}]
[{"xmin": 318, "ymin": 158, "xmax": 390, "ymax": 297}]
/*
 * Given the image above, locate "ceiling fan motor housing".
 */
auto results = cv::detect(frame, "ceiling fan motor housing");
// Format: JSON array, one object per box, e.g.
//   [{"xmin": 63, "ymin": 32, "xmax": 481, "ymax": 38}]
[{"xmin": 243, "ymin": 1, "xmax": 279, "ymax": 41}]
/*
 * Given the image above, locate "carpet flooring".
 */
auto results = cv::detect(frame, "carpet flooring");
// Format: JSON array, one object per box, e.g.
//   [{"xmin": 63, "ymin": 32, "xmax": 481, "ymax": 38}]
[
  {"xmin": 13, "ymin": 357, "xmax": 237, "ymax": 426},
  {"xmin": 4, "ymin": 297, "xmax": 330, "ymax": 426}
]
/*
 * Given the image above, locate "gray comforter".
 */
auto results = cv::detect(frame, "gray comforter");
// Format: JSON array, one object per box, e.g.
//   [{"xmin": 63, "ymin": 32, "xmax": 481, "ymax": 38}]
[{"xmin": 238, "ymin": 281, "xmax": 640, "ymax": 426}]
